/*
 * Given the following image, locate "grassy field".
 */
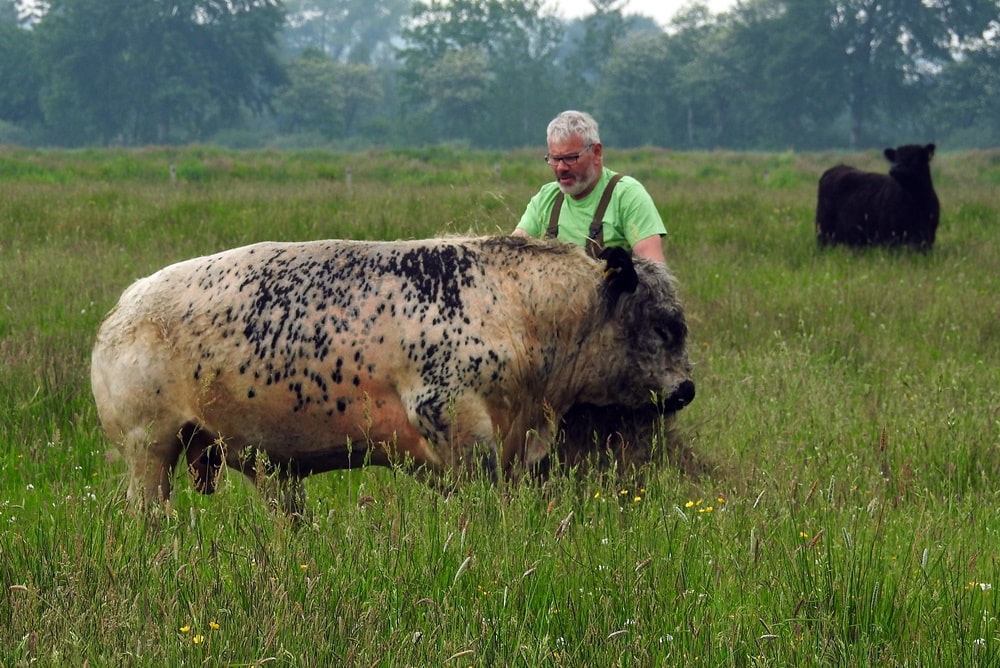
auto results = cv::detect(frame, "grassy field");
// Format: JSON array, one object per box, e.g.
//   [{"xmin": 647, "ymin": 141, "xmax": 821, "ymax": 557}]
[{"xmin": 1, "ymin": 145, "xmax": 999, "ymax": 666}]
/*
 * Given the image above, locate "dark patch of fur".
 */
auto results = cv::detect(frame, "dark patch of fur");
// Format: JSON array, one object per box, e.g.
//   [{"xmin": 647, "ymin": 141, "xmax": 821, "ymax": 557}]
[{"xmin": 552, "ymin": 403, "xmax": 714, "ymax": 483}]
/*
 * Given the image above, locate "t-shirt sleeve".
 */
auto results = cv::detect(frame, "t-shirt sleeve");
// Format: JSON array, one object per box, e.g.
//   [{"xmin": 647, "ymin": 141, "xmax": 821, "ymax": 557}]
[{"xmin": 618, "ymin": 177, "xmax": 667, "ymax": 246}]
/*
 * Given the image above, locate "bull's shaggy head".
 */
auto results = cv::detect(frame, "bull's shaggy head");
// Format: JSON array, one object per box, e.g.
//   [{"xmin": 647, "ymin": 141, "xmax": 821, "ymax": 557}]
[
  {"xmin": 543, "ymin": 246, "xmax": 698, "ymax": 480},
  {"xmin": 584, "ymin": 246, "xmax": 695, "ymax": 413}
]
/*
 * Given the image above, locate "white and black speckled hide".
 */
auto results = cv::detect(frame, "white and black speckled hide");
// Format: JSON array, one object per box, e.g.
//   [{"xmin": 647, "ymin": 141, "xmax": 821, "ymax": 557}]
[{"xmin": 91, "ymin": 235, "xmax": 694, "ymax": 513}]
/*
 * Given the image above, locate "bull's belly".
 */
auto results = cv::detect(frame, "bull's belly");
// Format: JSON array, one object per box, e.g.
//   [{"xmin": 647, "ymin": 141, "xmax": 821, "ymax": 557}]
[{"xmin": 200, "ymin": 382, "xmax": 439, "ymax": 474}]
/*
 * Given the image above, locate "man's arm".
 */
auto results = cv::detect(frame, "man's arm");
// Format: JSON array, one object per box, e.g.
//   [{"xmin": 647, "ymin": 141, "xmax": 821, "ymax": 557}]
[
  {"xmin": 614, "ymin": 177, "xmax": 666, "ymax": 263},
  {"xmin": 631, "ymin": 234, "xmax": 665, "ymax": 263}
]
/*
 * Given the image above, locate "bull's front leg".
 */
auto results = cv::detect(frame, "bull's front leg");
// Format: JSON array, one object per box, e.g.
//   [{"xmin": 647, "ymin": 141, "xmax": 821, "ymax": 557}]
[
  {"xmin": 444, "ymin": 396, "xmax": 503, "ymax": 483},
  {"xmin": 402, "ymin": 390, "xmax": 500, "ymax": 484},
  {"xmin": 499, "ymin": 403, "xmax": 560, "ymax": 477}
]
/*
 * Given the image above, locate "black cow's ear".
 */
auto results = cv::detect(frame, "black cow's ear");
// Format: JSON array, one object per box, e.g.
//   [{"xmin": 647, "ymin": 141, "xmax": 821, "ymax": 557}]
[
  {"xmin": 884, "ymin": 148, "xmax": 896, "ymax": 162},
  {"xmin": 925, "ymin": 143, "xmax": 936, "ymax": 158},
  {"xmin": 599, "ymin": 246, "xmax": 639, "ymax": 294}
]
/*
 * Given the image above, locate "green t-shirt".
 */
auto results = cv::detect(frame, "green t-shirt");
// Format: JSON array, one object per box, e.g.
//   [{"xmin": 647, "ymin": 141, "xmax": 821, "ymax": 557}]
[{"xmin": 515, "ymin": 168, "xmax": 666, "ymax": 251}]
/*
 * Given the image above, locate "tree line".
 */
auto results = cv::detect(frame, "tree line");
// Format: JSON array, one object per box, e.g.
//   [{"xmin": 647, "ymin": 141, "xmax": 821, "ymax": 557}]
[{"xmin": 1, "ymin": 0, "xmax": 997, "ymax": 150}]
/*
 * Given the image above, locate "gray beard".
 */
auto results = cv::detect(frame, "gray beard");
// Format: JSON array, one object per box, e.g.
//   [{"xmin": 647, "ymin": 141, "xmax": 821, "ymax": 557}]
[{"xmin": 559, "ymin": 164, "xmax": 600, "ymax": 198}]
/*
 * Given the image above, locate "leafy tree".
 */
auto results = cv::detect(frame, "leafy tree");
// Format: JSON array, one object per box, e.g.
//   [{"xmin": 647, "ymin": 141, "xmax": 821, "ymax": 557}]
[
  {"xmin": 397, "ymin": 0, "xmax": 565, "ymax": 147},
  {"xmin": 565, "ymin": 0, "xmax": 627, "ymax": 90},
  {"xmin": 660, "ymin": 0, "xmax": 1000, "ymax": 149},
  {"xmin": 721, "ymin": 0, "xmax": 845, "ymax": 149},
  {"xmin": 277, "ymin": 48, "xmax": 383, "ymax": 139},
  {"xmin": 594, "ymin": 34, "xmax": 677, "ymax": 147},
  {"xmin": 666, "ymin": 4, "xmax": 742, "ymax": 148},
  {"xmin": 34, "ymin": 0, "xmax": 287, "ymax": 145},
  {"xmin": 282, "ymin": 0, "xmax": 412, "ymax": 64},
  {"xmin": 0, "ymin": 6, "xmax": 41, "ymax": 128},
  {"xmin": 922, "ymin": 0, "xmax": 1000, "ymax": 147},
  {"xmin": 819, "ymin": 0, "xmax": 997, "ymax": 145},
  {"xmin": 277, "ymin": 49, "xmax": 345, "ymax": 137},
  {"xmin": 422, "ymin": 48, "xmax": 492, "ymax": 141},
  {"xmin": 929, "ymin": 38, "xmax": 1000, "ymax": 148},
  {"xmin": 654, "ymin": 1, "xmax": 850, "ymax": 149},
  {"xmin": 338, "ymin": 61, "xmax": 386, "ymax": 137},
  {"xmin": 0, "ymin": 0, "xmax": 16, "ymax": 24},
  {"xmin": 8, "ymin": 0, "xmax": 995, "ymax": 149}
]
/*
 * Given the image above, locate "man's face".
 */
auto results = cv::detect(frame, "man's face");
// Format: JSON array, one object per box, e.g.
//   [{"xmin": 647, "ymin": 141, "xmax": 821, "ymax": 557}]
[{"xmin": 546, "ymin": 136, "xmax": 602, "ymax": 198}]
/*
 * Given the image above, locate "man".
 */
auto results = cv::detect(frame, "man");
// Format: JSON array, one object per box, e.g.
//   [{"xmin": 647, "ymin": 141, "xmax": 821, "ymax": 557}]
[{"xmin": 513, "ymin": 110, "xmax": 667, "ymax": 263}]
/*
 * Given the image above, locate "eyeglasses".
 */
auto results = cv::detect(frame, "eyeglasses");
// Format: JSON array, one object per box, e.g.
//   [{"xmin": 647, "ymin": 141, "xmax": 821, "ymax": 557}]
[{"xmin": 544, "ymin": 144, "xmax": 594, "ymax": 167}]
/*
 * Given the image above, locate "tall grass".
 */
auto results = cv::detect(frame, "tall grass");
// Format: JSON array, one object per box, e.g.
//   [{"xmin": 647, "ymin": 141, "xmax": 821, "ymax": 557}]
[{"xmin": 1, "ymin": 146, "xmax": 999, "ymax": 666}]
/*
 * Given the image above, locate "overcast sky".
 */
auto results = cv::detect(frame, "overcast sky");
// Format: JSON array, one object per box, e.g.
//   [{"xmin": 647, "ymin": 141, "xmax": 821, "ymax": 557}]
[{"xmin": 551, "ymin": 0, "xmax": 736, "ymax": 28}]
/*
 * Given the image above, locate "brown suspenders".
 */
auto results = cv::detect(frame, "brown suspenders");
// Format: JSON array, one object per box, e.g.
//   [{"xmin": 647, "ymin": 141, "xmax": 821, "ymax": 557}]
[{"xmin": 545, "ymin": 173, "xmax": 625, "ymax": 258}]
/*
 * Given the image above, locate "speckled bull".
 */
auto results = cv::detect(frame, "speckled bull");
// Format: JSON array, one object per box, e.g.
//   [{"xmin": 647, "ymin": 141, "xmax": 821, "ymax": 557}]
[{"xmin": 91, "ymin": 236, "xmax": 695, "ymax": 514}]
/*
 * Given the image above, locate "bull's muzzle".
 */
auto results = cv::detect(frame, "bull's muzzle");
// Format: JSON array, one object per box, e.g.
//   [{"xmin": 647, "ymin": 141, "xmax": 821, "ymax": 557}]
[{"xmin": 663, "ymin": 379, "xmax": 696, "ymax": 413}]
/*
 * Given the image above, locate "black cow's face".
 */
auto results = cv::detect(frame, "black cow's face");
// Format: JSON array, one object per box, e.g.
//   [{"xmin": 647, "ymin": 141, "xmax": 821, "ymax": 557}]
[{"xmin": 885, "ymin": 143, "xmax": 935, "ymax": 180}]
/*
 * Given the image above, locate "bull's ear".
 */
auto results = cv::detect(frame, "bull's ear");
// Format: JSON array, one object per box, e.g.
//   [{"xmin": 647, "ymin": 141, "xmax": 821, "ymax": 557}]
[
  {"xmin": 599, "ymin": 246, "xmax": 638, "ymax": 294},
  {"xmin": 884, "ymin": 147, "xmax": 896, "ymax": 162},
  {"xmin": 925, "ymin": 143, "xmax": 936, "ymax": 158}
]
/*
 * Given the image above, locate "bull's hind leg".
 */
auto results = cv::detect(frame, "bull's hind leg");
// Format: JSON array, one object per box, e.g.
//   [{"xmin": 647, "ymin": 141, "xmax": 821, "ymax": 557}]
[{"xmin": 120, "ymin": 425, "xmax": 184, "ymax": 507}]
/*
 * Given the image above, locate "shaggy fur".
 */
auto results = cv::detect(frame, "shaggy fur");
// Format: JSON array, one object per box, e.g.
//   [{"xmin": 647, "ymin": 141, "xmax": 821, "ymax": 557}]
[{"xmin": 556, "ymin": 403, "xmax": 711, "ymax": 480}]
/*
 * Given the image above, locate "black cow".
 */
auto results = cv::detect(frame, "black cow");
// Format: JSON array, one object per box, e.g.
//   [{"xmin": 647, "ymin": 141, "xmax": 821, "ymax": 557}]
[{"xmin": 815, "ymin": 143, "xmax": 940, "ymax": 251}]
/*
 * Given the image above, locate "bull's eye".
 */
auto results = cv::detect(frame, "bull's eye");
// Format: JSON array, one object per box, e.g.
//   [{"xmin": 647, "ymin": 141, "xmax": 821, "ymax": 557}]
[{"xmin": 655, "ymin": 321, "xmax": 687, "ymax": 346}]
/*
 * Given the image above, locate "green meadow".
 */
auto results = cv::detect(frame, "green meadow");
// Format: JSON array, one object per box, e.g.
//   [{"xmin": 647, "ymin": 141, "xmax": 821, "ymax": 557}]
[{"xmin": 1, "ymin": 145, "xmax": 999, "ymax": 666}]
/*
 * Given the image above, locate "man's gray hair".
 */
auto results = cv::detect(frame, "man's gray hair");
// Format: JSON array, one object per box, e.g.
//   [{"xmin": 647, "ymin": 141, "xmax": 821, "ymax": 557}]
[{"xmin": 547, "ymin": 110, "xmax": 600, "ymax": 145}]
